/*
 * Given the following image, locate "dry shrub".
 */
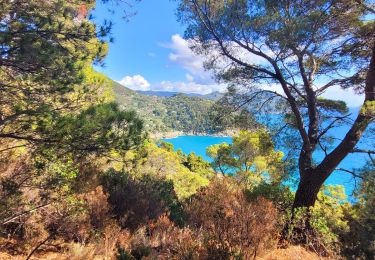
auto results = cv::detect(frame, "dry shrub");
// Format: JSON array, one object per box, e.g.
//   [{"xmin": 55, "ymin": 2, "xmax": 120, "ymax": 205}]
[
  {"xmin": 45, "ymin": 186, "xmax": 111, "ymax": 243},
  {"xmin": 260, "ymin": 245, "xmax": 332, "ymax": 260},
  {"xmin": 186, "ymin": 179, "xmax": 278, "ymax": 259},
  {"xmin": 148, "ymin": 214, "xmax": 206, "ymax": 259},
  {"xmin": 63, "ymin": 222, "xmax": 131, "ymax": 260},
  {"xmin": 66, "ymin": 243, "xmax": 96, "ymax": 260},
  {"xmin": 95, "ymin": 221, "xmax": 132, "ymax": 259},
  {"xmin": 128, "ymin": 215, "xmax": 206, "ymax": 259},
  {"xmin": 81, "ymin": 186, "xmax": 111, "ymax": 230},
  {"xmin": 39, "ymin": 199, "xmax": 92, "ymax": 244}
]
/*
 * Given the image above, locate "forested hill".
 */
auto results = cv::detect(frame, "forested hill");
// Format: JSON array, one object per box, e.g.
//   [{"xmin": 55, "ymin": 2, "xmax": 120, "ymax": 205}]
[
  {"xmin": 136, "ymin": 90, "xmax": 223, "ymax": 100},
  {"xmin": 112, "ymin": 81, "xmax": 222, "ymax": 134}
]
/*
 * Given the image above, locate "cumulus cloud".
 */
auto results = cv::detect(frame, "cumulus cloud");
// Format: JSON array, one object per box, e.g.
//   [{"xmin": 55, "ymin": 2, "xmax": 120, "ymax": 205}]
[
  {"xmin": 164, "ymin": 34, "xmax": 215, "ymax": 85},
  {"xmin": 153, "ymin": 81, "xmax": 227, "ymax": 94},
  {"xmin": 117, "ymin": 75, "xmax": 151, "ymax": 91},
  {"xmin": 185, "ymin": 73, "xmax": 194, "ymax": 82},
  {"xmin": 161, "ymin": 34, "xmax": 273, "ymax": 94},
  {"xmin": 120, "ymin": 34, "xmax": 363, "ymax": 107},
  {"xmin": 260, "ymin": 84, "xmax": 363, "ymax": 107},
  {"xmin": 117, "ymin": 75, "xmax": 225, "ymax": 94},
  {"xmin": 321, "ymin": 85, "xmax": 364, "ymax": 107},
  {"xmin": 164, "ymin": 34, "xmax": 271, "ymax": 81}
]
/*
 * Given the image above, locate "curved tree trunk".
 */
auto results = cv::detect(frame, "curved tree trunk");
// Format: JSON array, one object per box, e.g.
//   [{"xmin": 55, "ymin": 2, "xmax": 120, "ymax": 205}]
[
  {"xmin": 292, "ymin": 42, "xmax": 375, "ymax": 209},
  {"xmin": 292, "ymin": 173, "xmax": 326, "ymax": 208}
]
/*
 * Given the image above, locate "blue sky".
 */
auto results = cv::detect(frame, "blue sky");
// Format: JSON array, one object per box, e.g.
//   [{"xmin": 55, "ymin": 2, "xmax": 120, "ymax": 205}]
[
  {"xmin": 92, "ymin": 0, "xmax": 224, "ymax": 94},
  {"xmin": 92, "ymin": 0, "xmax": 363, "ymax": 106}
]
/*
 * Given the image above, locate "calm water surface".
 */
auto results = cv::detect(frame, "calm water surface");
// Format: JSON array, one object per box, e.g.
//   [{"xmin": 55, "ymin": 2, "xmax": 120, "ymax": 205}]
[{"xmin": 163, "ymin": 135, "xmax": 368, "ymax": 197}]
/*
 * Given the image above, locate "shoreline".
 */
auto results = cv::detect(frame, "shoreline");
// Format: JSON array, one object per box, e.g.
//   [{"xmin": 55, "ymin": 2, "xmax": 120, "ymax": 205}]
[{"xmin": 150, "ymin": 129, "xmax": 238, "ymax": 139}]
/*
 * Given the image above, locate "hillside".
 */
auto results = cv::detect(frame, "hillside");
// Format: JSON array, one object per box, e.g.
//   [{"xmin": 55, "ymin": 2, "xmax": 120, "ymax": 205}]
[
  {"xmin": 112, "ymin": 81, "xmax": 225, "ymax": 135},
  {"xmin": 136, "ymin": 90, "xmax": 223, "ymax": 100}
]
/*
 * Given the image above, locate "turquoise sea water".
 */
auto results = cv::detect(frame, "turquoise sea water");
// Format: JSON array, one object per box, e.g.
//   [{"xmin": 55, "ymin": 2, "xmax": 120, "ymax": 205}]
[
  {"xmin": 163, "ymin": 135, "xmax": 232, "ymax": 161},
  {"xmin": 163, "ymin": 135, "xmax": 368, "ymax": 197}
]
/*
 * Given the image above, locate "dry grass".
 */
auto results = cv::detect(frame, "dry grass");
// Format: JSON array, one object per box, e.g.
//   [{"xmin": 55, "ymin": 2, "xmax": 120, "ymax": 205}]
[
  {"xmin": 259, "ymin": 245, "xmax": 335, "ymax": 260},
  {"xmin": 0, "ymin": 245, "xmax": 336, "ymax": 260}
]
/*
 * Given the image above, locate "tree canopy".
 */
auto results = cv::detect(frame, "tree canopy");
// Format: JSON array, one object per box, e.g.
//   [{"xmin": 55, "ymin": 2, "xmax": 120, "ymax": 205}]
[
  {"xmin": 177, "ymin": 0, "xmax": 375, "ymax": 208},
  {"xmin": 0, "ymin": 0, "xmax": 144, "ymax": 234},
  {"xmin": 207, "ymin": 130, "xmax": 285, "ymax": 184}
]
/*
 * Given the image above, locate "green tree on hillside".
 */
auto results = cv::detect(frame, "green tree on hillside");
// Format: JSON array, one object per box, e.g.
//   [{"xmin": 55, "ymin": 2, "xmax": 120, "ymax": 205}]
[
  {"xmin": 177, "ymin": 0, "xmax": 375, "ymax": 209},
  {"xmin": 0, "ymin": 0, "xmax": 144, "ymax": 232}
]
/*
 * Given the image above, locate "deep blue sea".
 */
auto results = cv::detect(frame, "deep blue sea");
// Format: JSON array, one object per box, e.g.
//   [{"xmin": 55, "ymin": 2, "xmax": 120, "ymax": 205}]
[{"xmin": 163, "ymin": 134, "xmax": 369, "ymax": 198}]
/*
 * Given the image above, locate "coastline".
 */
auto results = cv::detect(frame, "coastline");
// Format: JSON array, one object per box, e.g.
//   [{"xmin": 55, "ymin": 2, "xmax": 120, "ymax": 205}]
[{"xmin": 150, "ymin": 129, "xmax": 238, "ymax": 139}]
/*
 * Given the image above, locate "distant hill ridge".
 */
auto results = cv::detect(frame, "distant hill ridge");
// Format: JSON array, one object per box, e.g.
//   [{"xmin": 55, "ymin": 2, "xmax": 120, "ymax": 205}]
[
  {"xmin": 112, "ymin": 81, "xmax": 221, "ymax": 134},
  {"xmin": 136, "ymin": 90, "xmax": 223, "ymax": 100},
  {"xmin": 112, "ymin": 80, "xmax": 256, "ymax": 136}
]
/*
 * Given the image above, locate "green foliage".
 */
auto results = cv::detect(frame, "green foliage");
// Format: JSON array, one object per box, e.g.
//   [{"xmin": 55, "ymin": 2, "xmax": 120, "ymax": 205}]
[
  {"xmin": 156, "ymin": 140, "xmax": 175, "ymax": 152},
  {"xmin": 281, "ymin": 185, "xmax": 350, "ymax": 255},
  {"xmin": 245, "ymin": 182, "xmax": 294, "ymax": 214},
  {"xmin": 0, "ymin": 0, "xmax": 146, "ymax": 240},
  {"xmin": 182, "ymin": 152, "xmax": 214, "ymax": 178},
  {"xmin": 113, "ymin": 82, "xmax": 213, "ymax": 133},
  {"xmin": 316, "ymin": 98, "xmax": 348, "ymax": 114},
  {"xmin": 340, "ymin": 162, "xmax": 375, "ymax": 259},
  {"xmin": 44, "ymin": 102, "xmax": 144, "ymax": 156},
  {"xmin": 117, "ymin": 248, "xmax": 135, "ymax": 260},
  {"xmin": 206, "ymin": 130, "xmax": 286, "ymax": 185},
  {"xmin": 206, "ymin": 142, "xmax": 236, "ymax": 175},
  {"xmin": 311, "ymin": 185, "xmax": 350, "ymax": 244},
  {"xmin": 0, "ymin": 0, "xmax": 106, "ymax": 85},
  {"xmin": 100, "ymin": 168, "xmax": 184, "ymax": 229},
  {"xmin": 0, "ymin": 1, "xmax": 113, "ymax": 145},
  {"xmin": 133, "ymin": 141, "xmax": 211, "ymax": 200},
  {"xmin": 113, "ymin": 81, "xmax": 255, "ymax": 134}
]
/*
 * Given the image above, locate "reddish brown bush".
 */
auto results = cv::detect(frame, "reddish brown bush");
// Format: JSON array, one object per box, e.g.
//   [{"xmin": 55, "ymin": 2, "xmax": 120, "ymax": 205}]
[
  {"xmin": 130, "ymin": 214, "xmax": 206, "ymax": 259},
  {"xmin": 186, "ymin": 179, "xmax": 278, "ymax": 259},
  {"xmin": 81, "ymin": 186, "xmax": 111, "ymax": 230}
]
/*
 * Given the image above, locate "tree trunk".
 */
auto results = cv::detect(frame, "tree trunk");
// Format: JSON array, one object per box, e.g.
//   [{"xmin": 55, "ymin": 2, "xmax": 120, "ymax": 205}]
[
  {"xmin": 292, "ymin": 42, "xmax": 375, "ymax": 210},
  {"xmin": 292, "ymin": 172, "xmax": 326, "ymax": 209}
]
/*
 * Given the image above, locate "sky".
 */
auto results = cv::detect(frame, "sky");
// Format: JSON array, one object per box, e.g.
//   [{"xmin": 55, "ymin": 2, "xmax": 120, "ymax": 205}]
[{"xmin": 92, "ymin": 0, "xmax": 364, "ymax": 107}]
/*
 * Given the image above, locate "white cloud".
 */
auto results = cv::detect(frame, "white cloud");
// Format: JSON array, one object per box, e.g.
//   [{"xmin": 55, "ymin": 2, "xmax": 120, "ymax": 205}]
[
  {"xmin": 321, "ymin": 85, "xmax": 364, "ymax": 107},
  {"xmin": 148, "ymin": 52, "xmax": 156, "ymax": 58},
  {"xmin": 243, "ymin": 83, "xmax": 364, "ymax": 107},
  {"xmin": 117, "ymin": 75, "xmax": 151, "ymax": 91},
  {"xmin": 161, "ymin": 34, "xmax": 275, "ymax": 95},
  {"xmin": 152, "ymin": 81, "xmax": 226, "ymax": 94},
  {"xmin": 134, "ymin": 34, "xmax": 364, "ymax": 107},
  {"xmin": 163, "ymin": 34, "xmax": 215, "ymax": 85},
  {"xmin": 185, "ymin": 73, "xmax": 194, "ymax": 82}
]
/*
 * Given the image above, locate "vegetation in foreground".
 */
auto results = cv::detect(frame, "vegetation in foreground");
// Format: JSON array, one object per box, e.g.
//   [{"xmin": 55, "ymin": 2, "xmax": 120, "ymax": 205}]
[
  {"xmin": 0, "ymin": 0, "xmax": 374, "ymax": 259},
  {"xmin": 1, "ymin": 131, "xmax": 374, "ymax": 259}
]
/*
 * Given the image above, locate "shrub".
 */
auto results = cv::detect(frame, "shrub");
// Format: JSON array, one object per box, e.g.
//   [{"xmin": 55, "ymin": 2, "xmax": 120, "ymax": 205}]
[
  {"xmin": 134, "ymin": 141, "xmax": 210, "ymax": 200},
  {"xmin": 100, "ymin": 168, "xmax": 183, "ymax": 229},
  {"xmin": 66, "ymin": 243, "xmax": 96, "ymax": 260},
  {"xmin": 130, "ymin": 214, "xmax": 206, "ymax": 259},
  {"xmin": 284, "ymin": 185, "xmax": 350, "ymax": 257},
  {"xmin": 185, "ymin": 179, "xmax": 277, "ymax": 259},
  {"xmin": 44, "ymin": 198, "xmax": 92, "ymax": 243},
  {"xmin": 340, "ymin": 165, "xmax": 375, "ymax": 259},
  {"xmin": 245, "ymin": 182, "xmax": 294, "ymax": 214},
  {"xmin": 81, "ymin": 186, "xmax": 111, "ymax": 230}
]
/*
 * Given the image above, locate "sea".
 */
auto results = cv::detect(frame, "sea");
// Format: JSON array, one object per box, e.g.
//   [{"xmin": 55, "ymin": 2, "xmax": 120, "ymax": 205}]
[{"xmin": 163, "ymin": 125, "xmax": 372, "ymax": 199}]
